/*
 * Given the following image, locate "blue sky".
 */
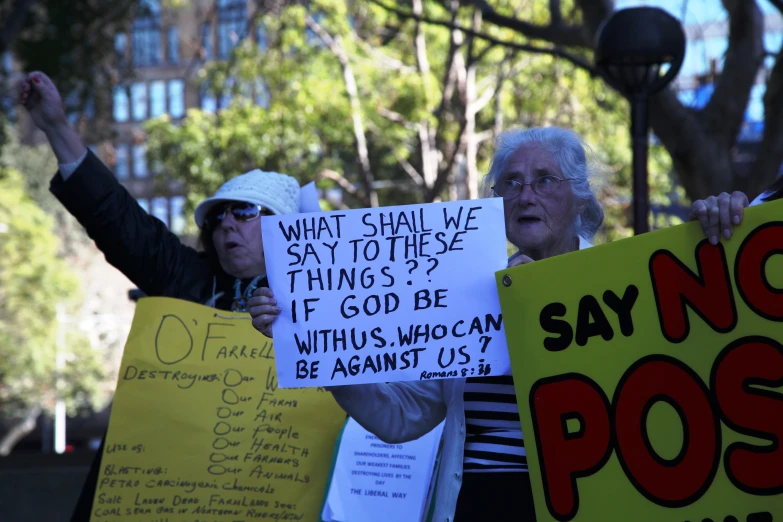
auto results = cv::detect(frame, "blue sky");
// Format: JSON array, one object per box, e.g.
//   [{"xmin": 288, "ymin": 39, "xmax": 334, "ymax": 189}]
[
  {"xmin": 615, "ymin": 0, "xmax": 782, "ymax": 79},
  {"xmin": 615, "ymin": 0, "xmax": 779, "ymax": 26},
  {"xmin": 612, "ymin": 0, "xmax": 777, "ymax": 124}
]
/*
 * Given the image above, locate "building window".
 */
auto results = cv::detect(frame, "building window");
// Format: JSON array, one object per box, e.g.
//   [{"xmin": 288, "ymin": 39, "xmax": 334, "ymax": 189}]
[
  {"xmin": 115, "ymin": 144, "xmax": 130, "ymax": 179},
  {"xmin": 113, "ymin": 86, "xmax": 130, "ymax": 122},
  {"xmin": 151, "ymin": 197, "xmax": 169, "ymax": 226},
  {"xmin": 200, "ymin": 84, "xmax": 217, "ymax": 113},
  {"xmin": 150, "ymin": 81, "xmax": 166, "ymax": 117},
  {"xmin": 170, "ymin": 196, "xmax": 186, "ymax": 234},
  {"xmin": 219, "ymin": 77, "xmax": 234, "ymax": 110},
  {"xmin": 167, "ymin": 26, "xmax": 179, "ymax": 64},
  {"xmin": 255, "ymin": 80, "xmax": 269, "ymax": 108},
  {"xmin": 201, "ymin": 23, "xmax": 213, "ymax": 60},
  {"xmin": 132, "ymin": 144, "xmax": 148, "ymax": 178},
  {"xmin": 168, "ymin": 79, "xmax": 185, "ymax": 118},
  {"xmin": 115, "ymin": 34, "xmax": 128, "ymax": 67},
  {"xmin": 131, "ymin": 82, "xmax": 148, "ymax": 121},
  {"xmin": 1, "ymin": 52, "xmax": 12, "ymax": 73},
  {"xmin": 132, "ymin": 0, "xmax": 162, "ymax": 67},
  {"xmin": 255, "ymin": 22, "xmax": 267, "ymax": 50},
  {"xmin": 217, "ymin": 0, "xmax": 246, "ymax": 59}
]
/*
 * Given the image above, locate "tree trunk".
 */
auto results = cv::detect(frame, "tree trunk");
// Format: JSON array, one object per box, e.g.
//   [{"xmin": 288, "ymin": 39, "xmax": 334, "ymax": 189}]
[
  {"xmin": 454, "ymin": 0, "xmax": 773, "ymax": 202},
  {"xmin": 464, "ymin": 61, "xmax": 479, "ymax": 200},
  {"xmin": 304, "ymin": 16, "xmax": 378, "ymax": 207},
  {"xmin": 0, "ymin": 406, "xmax": 42, "ymax": 456},
  {"xmin": 649, "ymin": 89, "xmax": 737, "ymax": 199}
]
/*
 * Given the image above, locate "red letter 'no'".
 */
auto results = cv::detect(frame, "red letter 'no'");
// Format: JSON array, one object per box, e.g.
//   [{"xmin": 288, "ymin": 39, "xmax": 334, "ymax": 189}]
[{"xmin": 649, "ymin": 241, "xmax": 737, "ymax": 343}]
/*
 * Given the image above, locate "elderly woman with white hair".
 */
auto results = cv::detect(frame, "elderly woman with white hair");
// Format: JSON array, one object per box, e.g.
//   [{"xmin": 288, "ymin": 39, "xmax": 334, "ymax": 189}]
[{"xmin": 251, "ymin": 126, "xmax": 605, "ymax": 521}]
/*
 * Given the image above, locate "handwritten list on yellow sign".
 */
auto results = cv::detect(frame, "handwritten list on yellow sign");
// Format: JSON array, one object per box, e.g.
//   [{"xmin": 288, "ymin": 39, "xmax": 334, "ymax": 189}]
[{"xmin": 89, "ymin": 297, "xmax": 346, "ymax": 522}]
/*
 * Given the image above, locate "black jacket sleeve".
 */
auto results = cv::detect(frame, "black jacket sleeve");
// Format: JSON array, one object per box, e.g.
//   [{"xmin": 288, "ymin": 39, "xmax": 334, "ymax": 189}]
[
  {"xmin": 55, "ymin": 153, "xmax": 219, "ymax": 521},
  {"xmin": 50, "ymin": 150, "xmax": 214, "ymax": 301}
]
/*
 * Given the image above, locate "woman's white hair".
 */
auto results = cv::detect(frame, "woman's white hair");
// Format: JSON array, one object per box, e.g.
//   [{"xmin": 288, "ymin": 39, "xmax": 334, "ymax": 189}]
[{"xmin": 481, "ymin": 127, "xmax": 605, "ymax": 240}]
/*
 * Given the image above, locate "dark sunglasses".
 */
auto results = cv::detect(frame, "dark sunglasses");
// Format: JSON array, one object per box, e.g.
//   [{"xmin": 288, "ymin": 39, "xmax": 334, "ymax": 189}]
[{"xmin": 204, "ymin": 201, "xmax": 273, "ymax": 230}]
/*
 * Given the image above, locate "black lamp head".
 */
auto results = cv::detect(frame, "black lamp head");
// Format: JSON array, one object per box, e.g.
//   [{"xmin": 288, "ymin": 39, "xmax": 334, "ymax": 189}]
[{"xmin": 595, "ymin": 7, "xmax": 686, "ymax": 97}]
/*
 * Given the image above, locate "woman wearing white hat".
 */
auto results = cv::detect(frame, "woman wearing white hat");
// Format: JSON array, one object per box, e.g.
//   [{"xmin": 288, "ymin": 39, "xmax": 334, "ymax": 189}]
[
  {"xmin": 19, "ymin": 71, "xmax": 297, "ymax": 312},
  {"xmin": 19, "ymin": 71, "xmax": 299, "ymax": 521}
]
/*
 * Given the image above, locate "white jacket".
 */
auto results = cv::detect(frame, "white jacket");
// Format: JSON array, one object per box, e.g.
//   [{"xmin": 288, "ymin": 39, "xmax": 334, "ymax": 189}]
[{"xmin": 330, "ymin": 236, "xmax": 593, "ymax": 522}]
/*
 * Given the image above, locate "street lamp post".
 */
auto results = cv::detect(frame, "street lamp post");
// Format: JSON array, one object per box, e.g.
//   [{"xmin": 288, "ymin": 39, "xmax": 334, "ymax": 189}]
[{"xmin": 595, "ymin": 7, "xmax": 686, "ymax": 235}]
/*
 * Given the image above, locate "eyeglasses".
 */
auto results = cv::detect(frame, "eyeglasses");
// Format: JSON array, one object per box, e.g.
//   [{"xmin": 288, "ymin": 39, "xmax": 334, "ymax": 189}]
[
  {"xmin": 492, "ymin": 175, "xmax": 576, "ymax": 199},
  {"xmin": 204, "ymin": 201, "xmax": 273, "ymax": 230}
]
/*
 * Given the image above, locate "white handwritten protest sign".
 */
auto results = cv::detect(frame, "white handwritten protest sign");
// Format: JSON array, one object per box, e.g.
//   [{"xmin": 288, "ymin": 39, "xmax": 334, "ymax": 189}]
[{"xmin": 262, "ymin": 199, "xmax": 510, "ymax": 388}]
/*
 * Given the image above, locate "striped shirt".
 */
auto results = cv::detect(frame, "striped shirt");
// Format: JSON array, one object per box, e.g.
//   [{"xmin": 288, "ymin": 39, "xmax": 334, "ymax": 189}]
[{"xmin": 462, "ymin": 375, "xmax": 527, "ymax": 473}]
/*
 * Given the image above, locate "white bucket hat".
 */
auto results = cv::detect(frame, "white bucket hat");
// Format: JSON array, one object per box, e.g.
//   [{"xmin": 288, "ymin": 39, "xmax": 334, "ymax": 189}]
[{"xmin": 194, "ymin": 169, "xmax": 301, "ymax": 228}]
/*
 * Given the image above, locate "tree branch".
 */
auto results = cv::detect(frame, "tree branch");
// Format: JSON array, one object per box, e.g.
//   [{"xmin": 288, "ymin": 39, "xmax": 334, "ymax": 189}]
[
  {"xmin": 749, "ymin": 46, "xmax": 783, "ymax": 196},
  {"xmin": 316, "ymin": 169, "xmax": 371, "ymax": 207},
  {"xmin": 0, "ymin": 406, "xmax": 41, "ymax": 456},
  {"xmin": 432, "ymin": 0, "xmax": 462, "ymax": 122},
  {"xmin": 305, "ymin": 15, "xmax": 378, "ymax": 207},
  {"xmin": 769, "ymin": 0, "xmax": 783, "ymax": 15},
  {"xmin": 324, "ymin": 195, "xmax": 350, "ymax": 210},
  {"xmin": 574, "ymin": 0, "xmax": 614, "ymax": 38},
  {"xmin": 411, "ymin": 0, "xmax": 431, "ymax": 76},
  {"xmin": 473, "ymin": 83, "xmax": 496, "ymax": 113},
  {"xmin": 354, "ymin": 38, "xmax": 418, "ymax": 73},
  {"xmin": 393, "ymin": 150, "xmax": 425, "ymax": 186},
  {"xmin": 468, "ymin": 0, "xmax": 590, "ymax": 48},
  {"xmin": 550, "ymin": 0, "xmax": 562, "ymax": 26},
  {"xmin": 377, "ymin": 106, "xmax": 414, "ymax": 127},
  {"xmin": 369, "ymin": 0, "xmax": 597, "ymax": 76},
  {"xmin": 649, "ymin": 88, "xmax": 726, "ymax": 198},
  {"xmin": 701, "ymin": 0, "xmax": 764, "ymax": 140},
  {"xmin": 475, "ymin": 129, "xmax": 494, "ymax": 143},
  {"xmin": 427, "ymin": 115, "xmax": 468, "ymax": 201}
]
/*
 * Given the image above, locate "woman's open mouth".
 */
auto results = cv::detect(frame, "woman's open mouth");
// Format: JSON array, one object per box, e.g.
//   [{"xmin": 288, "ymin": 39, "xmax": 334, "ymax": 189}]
[{"xmin": 517, "ymin": 216, "xmax": 542, "ymax": 224}]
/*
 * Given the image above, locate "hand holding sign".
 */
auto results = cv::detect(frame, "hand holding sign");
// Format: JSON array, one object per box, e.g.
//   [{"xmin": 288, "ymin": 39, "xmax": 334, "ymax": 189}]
[
  {"xmin": 496, "ymin": 199, "xmax": 783, "ymax": 522},
  {"xmin": 262, "ymin": 199, "xmax": 511, "ymax": 388},
  {"xmin": 688, "ymin": 190, "xmax": 749, "ymax": 244},
  {"xmin": 248, "ymin": 287, "xmax": 280, "ymax": 337}
]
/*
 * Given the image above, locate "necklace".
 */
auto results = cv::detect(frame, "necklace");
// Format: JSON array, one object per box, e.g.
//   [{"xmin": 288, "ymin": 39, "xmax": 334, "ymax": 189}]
[{"xmin": 231, "ymin": 275, "xmax": 263, "ymax": 313}]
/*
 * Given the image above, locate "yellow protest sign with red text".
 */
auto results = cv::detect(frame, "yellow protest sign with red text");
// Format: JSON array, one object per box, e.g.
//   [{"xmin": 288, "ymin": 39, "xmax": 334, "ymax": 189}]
[{"xmin": 497, "ymin": 200, "xmax": 783, "ymax": 522}]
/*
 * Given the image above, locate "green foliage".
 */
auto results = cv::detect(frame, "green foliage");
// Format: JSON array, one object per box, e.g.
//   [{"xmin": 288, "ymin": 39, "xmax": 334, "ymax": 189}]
[
  {"xmin": 145, "ymin": 0, "xmax": 682, "ymax": 241},
  {"xmin": 0, "ymin": 129, "xmax": 91, "ymax": 256},
  {"xmin": 0, "ymin": 0, "xmax": 141, "ymax": 144},
  {"xmin": 0, "ymin": 167, "xmax": 104, "ymax": 423}
]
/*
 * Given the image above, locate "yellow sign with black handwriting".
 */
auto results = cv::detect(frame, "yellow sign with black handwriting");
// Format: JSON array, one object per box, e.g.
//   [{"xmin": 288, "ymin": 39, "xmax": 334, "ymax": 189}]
[{"xmin": 89, "ymin": 297, "xmax": 346, "ymax": 522}]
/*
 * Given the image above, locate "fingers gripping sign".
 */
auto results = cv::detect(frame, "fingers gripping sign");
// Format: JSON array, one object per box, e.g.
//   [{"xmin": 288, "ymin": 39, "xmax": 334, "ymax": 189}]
[
  {"xmin": 508, "ymin": 253, "xmax": 535, "ymax": 268},
  {"xmin": 689, "ymin": 191, "xmax": 749, "ymax": 245},
  {"xmin": 248, "ymin": 287, "xmax": 281, "ymax": 338}
]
